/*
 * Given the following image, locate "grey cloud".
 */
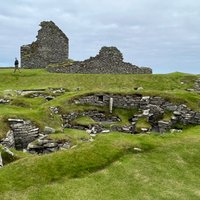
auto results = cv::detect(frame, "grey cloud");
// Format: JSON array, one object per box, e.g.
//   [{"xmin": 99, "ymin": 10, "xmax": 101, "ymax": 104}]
[{"xmin": 0, "ymin": 0, "xmax": 200, "ymax": 73}]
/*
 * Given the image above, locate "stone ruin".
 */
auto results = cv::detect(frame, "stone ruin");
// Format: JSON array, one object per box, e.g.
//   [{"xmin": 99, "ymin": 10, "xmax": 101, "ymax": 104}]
[
  {"xmin": 1, "ymin": 93, "xmax": 200, "ymax": 157},
  {"xmin": 194, "ymin": 78, "xmax": 200, "ymax": 93},
  {"xmin": 2, "ymin": 119, "xmax": 40, "ymax": 150},
  {"xmin": 68, "ymin": 93, "xmax": 200, "ymax": 133},
  {"xmin": 21, "ymin": 21, "xmax": 152, "ymax": 74},
  {"xmin": 48, "ymin": 46, "xmax": 152, "ymax": 74},
  {"xmin": 1, "ymin": 119, "xmax": 71, "ymax": 154},
  {"xmin": 21, "ymin": 21, "xmax": 69, "ymax": 68}
]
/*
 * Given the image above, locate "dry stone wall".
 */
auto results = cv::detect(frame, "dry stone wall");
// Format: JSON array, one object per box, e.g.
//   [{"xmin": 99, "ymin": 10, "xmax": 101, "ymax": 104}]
[
  {"xmin": 2, "ymin": 119, "xmax": 40, "ymax": 150},
  {"xmin": 62, "ymin": 110, "xmax": 120, "ymax": 132},
  {"xmin": 27, "ymin": 137, "xmax": 71, "ymax": 154},
  {"xmin": 0, "ymin": 119, "xmax": 71, "ymax": 154},
  {"xmin": 48, "ymin": 46, "xmax": 152, "ymax": 74},
  {"xmin": 194, "ymin": 78, "xmax": 200, "ymax": 92},
  {"xmin": 62, "ymin": 110, "xmax": 136, "ymax": 134},
  {"xmin": 21, "ymin": 21, "xmax": 69, "ymax": 68},
  {"xmin": 72, "ymin": 93, "xmax": 200, "ymax": 133}
]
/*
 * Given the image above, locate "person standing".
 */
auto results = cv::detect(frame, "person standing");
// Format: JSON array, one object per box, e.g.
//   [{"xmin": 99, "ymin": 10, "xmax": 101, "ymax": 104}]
[{"xmin": 14, "ymin": 58, "xmax": 20, "ymax": 73}]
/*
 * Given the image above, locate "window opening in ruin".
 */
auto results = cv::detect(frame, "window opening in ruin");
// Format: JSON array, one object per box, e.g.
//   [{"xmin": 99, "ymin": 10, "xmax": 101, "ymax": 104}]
[{"xmin": 98, "ymin": 95, "xmax": 104, "ymax": 102}]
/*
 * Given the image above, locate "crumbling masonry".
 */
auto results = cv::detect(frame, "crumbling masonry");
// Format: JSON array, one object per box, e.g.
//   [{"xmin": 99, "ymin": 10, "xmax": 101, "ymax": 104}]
[
  {"xmin": 48, "ymin": 46, "xmax": 152, "ymax": 74},
  {"xmin": 21, "ymin": 21, "xmax": 69, "ymax": 68},
  {"xmin": 21, "ymin": 21, "xmax": 152, "ymax": 74}
]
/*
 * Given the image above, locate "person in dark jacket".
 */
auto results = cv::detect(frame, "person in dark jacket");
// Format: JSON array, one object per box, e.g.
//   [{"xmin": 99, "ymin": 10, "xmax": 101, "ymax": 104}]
[{"xmin": 14, "ymin": 58, "xmax": 20, "ymax": 73}]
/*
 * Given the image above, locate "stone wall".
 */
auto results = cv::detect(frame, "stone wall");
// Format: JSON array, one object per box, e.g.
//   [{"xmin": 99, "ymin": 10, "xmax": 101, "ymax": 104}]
[
  {"xmin": 2, "ymin": 119, "xmax": 40, "ymax": 150},
  {"xmin": 62, "ymin": 110, "xmax": 120, "ymax": 131},
  {"xmin": 62, "ymin": 110, "xmax": 137, "ymax": 134},
  {"xmin": 0, "ymin": 99, "xmax": 10, "ymax": 104},
  {"xmin": 21, "ymin": 21, "xmax": 69, "ymax": 68},
  {"xmin": 194, "ymin": 78, "xmax": 200, "ymax": 92},
  {"xmin": 71, "ymin": 93, "xmax": 200, "ymax": 133},
  {"xmin": 47, "ymin": 46, "xmax": 152, "ymax": 74},
  {"xmin": 0, "ymin": 119, "xmax": 72, "ymax": 154}
]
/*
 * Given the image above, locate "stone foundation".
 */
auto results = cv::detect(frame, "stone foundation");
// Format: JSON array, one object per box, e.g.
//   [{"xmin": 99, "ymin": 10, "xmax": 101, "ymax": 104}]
[
  {"xmin": 62, "ymin": 110, "xmax": 120, "ymax": 133},
  {"xmin": 69, "ymin": 93, "xmax": 200, "ymax": 133}
]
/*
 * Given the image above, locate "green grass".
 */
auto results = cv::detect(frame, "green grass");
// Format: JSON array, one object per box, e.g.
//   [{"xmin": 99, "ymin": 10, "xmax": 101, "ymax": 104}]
[
  {"xmin": 48, "ymin": 128, "xmax": 91, "ymax": 145},
  {"xmin": 0, "ymin": 126, "xmax": 200, "ymax": 199},
  {"xmin": 163, "ymin": 111, "xmax": 173, "ymax": 122},
  {"xmin": 70, "ymin": 108, "xmax": 139, "ymax": 128},
  {"xmin": 0, "ymin": 70, "xmax": 196, "ymax": 92},
  {"xmin": 0, "ymin": 146, "xmax": 32, "ymax": 166},
  {"xmin": 0, "ymin": 69, "xmax": 200, "ymax": 199},
  {"xmin": 72, "ymin": 116, "xmax": 97, "ymax": 126},
  {"xmin": 135, "ymin": 117, "xmax": 152, "ymax": 132},
  {"xmin": 113, "ymin": 108, "xmax": 138, "ymax": 125},
  {"xmin": 11, "ymin": 96, "xmax": 46, "ymax": 108}
]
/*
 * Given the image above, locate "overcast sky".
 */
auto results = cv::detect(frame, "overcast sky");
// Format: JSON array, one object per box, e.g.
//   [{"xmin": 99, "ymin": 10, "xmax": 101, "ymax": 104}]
[{"xmin": 0, "ymin": 0, "xmax": 200, "ymax": 74}]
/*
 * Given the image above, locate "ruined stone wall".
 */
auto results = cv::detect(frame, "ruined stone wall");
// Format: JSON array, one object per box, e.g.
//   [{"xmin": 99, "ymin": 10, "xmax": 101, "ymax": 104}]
[
  {"xmin": 1, "ymin": 119, "xmax": 40, "ymax": 150},
  {"xmin": 48, "ymin": 46, "xmax": 152, "ymax": 74},
  {"xmin": 21, "ymin": 21, "xmax": 69, "ymax": 68},
  {"xmin": 0, "ymin": 119, "xmax": 72, "ymax": 154},
  {"xmin": 72, "ymin": 93, "xmax": 200, "ymax": 132},
  {"xmin": 194, "ymin": 78, "xmax": 200, "ymax": 92}
]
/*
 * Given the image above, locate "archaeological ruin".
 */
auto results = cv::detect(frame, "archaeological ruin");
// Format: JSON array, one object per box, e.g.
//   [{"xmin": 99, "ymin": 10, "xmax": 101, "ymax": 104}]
[
  {"xmin": 21, "ymin": 21, "xmax": 69, "ymax": 68},
  {"xmin": 1, "ymin": 77, "xmax": 200, "ymax": 155},
  {"xmin": 2, "ymin": 92, "xmax": 200, "ymax": 154},
  {"xmin": 21, "ymin": 21, "xmax": 152, "ymax": 74},
  {"xmin": 48, "ymin": 46, "xmax": 152, "ymax": 74}
]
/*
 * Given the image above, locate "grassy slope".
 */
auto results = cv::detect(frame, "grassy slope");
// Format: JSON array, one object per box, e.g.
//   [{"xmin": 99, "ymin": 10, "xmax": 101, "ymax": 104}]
[
  {"xmin": 0, "ymin": 69, "xmax": 200, "ymax": 199},
  {"xmin": 0, "ymin": 70, "xmax": 199, "ymax": 108},
  {"xmin": 0, "ymin": 69, "xmax": 197, "ymax": 91},
  {"xmin": 1, "ymin": 127, "xmax": 200, "ymax": 200}
]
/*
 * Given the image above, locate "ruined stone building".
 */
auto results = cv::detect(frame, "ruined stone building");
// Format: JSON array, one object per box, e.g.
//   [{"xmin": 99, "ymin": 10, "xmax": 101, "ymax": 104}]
[
  {"xmin": 21, "ymin": 21, "xmax": 152, "ymax": 74},
  {"xmin": 48, "ymin": 46, "xmax": 152, "ymax": 74},
  {"xmin": 21, "ymin": 21, "xmax": 69, "ymax": 68}
]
